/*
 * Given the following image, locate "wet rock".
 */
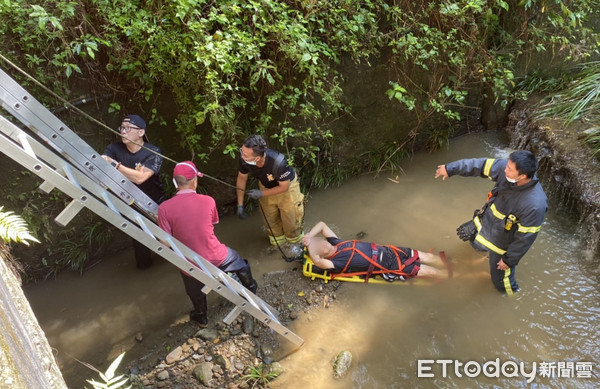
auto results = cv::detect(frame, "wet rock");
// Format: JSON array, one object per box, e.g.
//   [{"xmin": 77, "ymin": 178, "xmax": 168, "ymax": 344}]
[
  {"xmin": 268, "ymin": 361, "xmax": 284, "ymax": 377},
  {"xmin": 189, "ymin": 339, "xmax": 201, "ymax": 352},
  {"xmin": 215, "ymin": 354, "xmax": 231, "ymax": 371},
  {"xmin": 134, "ymin": 268, "xmax": 343, "ymax": 389},
  {"xmin": 239, "ymin": 381, "xmax": 250, "ymax": 389},
  {"xmin": 332, "ymin": 350, "xmax": 352, "ymax": 379},
  {"xmin": 305, "ymin": 290, "xmax": 318, "ymax": 305},
  {"xmin": 243, "ymin": 316, "xmax": 255, "ymax": 334},
  {"xmin": 134, "ymin": 332, "xmax": 143, "ymax": 342},
  {"xmin": 195, "ymin": 328, "xmax": 218, "ymax": 342},
  {"xmin": 156, "ymin": 370, "xmax": 170, "ymax": 381},
  {"xmin": 235, "ymin": 361, "xmax": 245, "ymax": 371},
  {"xmin": 129, "ymin": 365, "xmax": 139, "ymax": 376},
  {"xmin": 260, "ymin": 343, "xmax": 273, "ymax": 358},
  {"xmin": 165, "ymin": 346, "xmax": 183, "ymax": 364},
  {"xmin": 193, "ymin": 362, "xmax": 214, "ymax": 385}
]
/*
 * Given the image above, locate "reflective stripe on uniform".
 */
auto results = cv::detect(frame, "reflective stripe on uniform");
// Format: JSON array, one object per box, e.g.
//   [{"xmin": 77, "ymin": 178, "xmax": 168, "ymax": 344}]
[
  {"xmin": 489, "ymin": 203, "xmax": 506, "ymax": 220},
  {"xmin": 269, "ymin": 234, "xmax": 287, "ymax": 246},
  {"xmin": 483, "ymin": 158, "xmax": 495, "ymax": 178},
  {"xmin": 286, "ymin": 233, "xmax": 304, "ymax": 244},
  {"xmin": 517, "ymin": 224, "xmax": 542, "ymax": 234},
  {"xmin": 474, "ymin": 234, "xmax": 507, "ymax": 255},
  {"xmin": 503, "ymin": 268, "xmax": 514, "ymax": 296},
  {"xmin": 474, "ymin": 215, "xmax": 482, "ymax": 230}
]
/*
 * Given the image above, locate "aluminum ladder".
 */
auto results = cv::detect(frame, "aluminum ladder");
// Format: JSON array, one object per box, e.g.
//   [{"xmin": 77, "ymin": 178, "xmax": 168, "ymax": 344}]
[{"xmin": 0, "ymin": 68, "xmax": 303, "ymax": 347}]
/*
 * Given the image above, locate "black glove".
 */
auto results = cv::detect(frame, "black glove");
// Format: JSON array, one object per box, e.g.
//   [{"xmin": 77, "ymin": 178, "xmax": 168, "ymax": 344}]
[
  {"xmin": 237, "ymin": 205, "xmax": 247, "ymax": 220},
  {"xmin": 456, "ymin": 220, "xmax": 477, "ymax": 242},
  {"xmin": 247, "ymin": 189, "xmax": 263, "ymax": 199}
]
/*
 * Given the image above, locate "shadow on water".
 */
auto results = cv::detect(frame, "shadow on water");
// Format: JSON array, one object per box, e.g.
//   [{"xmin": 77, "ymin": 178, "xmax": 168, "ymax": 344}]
[{"xmin": 24, "ymin": 131, "xmax": 600, "ymax": 388}]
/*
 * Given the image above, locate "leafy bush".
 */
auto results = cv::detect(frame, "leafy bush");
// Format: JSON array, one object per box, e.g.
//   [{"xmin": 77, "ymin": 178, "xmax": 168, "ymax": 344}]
[
  {"xmin": 1, "ymin": 0, "xmax": 599, "ymax": 274},
  {"xmin": 2, "ymin": 0, "xmax": 597, "ymax": 167}
]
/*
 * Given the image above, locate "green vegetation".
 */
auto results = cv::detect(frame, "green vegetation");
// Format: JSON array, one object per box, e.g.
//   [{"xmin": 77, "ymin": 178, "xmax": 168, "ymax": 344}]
[
  {"xmin": 1, "ymin": 168, "xmax": 116, "ymax": 279},
  {"xmin": 535, "ymin": 61, "xmax": 600, "ymax": 124},
  {"xmin": 1, "ymin": 0, "xmax": 599, "ymax": 275},
  {"xmin": 524, "ymin": 61, "xmax": 600, "ymax": 156},
  {"xmin": 0, "ymin": 205, "xmax": 39, "ymax": 280},
  {"xmin": 240, "ymin": 364, "xmax": 279, "ymax": 388},
  {"xmin": 1, "ymin": 0, "xmax": 597, "ymax": 163},
  {"xmin": 85, "ymin": 352, "xmax": 131, "ymax": 389},
  {"xmin": 0, "ymin": 206, "xmax": 39, "ymax": 246}
]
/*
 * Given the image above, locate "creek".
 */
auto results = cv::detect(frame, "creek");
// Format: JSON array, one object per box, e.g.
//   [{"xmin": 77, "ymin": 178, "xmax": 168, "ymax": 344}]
[{"xmin": 24, "ymin": 131, "xmax": 600, "ymax": 388}]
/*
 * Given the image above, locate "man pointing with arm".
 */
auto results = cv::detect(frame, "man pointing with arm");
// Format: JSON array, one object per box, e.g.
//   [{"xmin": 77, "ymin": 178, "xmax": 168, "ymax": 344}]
[{"xmin": 435, "ymin": 150, "xmax": 547, "ymax": 294}]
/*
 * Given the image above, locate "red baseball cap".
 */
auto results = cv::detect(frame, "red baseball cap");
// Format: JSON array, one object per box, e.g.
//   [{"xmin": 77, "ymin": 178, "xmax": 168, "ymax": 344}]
[{"xmin": 173, "ymin": 161, "xmax": 203, "ymax": 179}]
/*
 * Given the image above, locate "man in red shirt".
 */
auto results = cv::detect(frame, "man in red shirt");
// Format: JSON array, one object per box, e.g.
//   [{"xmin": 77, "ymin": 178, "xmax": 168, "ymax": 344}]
[{"xmin": 158, "ymin": 161, "xmax": 257, "ymax": 326}]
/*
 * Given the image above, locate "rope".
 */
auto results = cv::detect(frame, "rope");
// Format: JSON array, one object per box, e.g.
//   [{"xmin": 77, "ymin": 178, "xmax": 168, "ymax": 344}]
[
  {"xmin": 0, "ymin": 52, "xmax": 242, "ymax": 192},
  {"xmin": 0, "ymin": 52, "xmax": 305, "ymax": 259},
  {"xmin": 257, "ymin": 201, "xmax": 301, "ymax": 262}
]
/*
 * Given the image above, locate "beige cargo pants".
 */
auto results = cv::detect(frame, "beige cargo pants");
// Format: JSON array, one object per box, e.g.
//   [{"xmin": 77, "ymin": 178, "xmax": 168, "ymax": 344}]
[{"xmin": 258, "ymin": 178, "xmax": 304, "ymax": 245}]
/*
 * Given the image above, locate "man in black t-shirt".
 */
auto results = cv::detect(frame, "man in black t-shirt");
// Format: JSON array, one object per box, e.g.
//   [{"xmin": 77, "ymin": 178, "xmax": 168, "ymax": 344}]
[
  {"xmin": 236, "ymin": 134, "xmax": 304, "ymax": 246},
  {"xmin": 102, "ymin": 114, "xmax": 165, "ymax": 269}
]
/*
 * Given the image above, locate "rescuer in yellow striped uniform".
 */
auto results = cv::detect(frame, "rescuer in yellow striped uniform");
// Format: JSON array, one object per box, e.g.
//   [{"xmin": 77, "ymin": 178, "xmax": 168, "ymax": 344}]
[{"xmin": 435, "ymin": 150, "xmax": 547, "ymax": 295}]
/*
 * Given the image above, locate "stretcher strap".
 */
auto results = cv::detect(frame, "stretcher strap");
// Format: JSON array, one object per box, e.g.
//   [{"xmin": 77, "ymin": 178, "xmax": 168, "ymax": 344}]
[{"xmin": 329, "ymin": 240, "xmax": 416, "ymax": 282}]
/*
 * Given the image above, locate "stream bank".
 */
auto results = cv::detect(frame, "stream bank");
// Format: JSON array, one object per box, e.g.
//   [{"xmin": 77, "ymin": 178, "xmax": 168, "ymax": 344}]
[
  {"xmin": 506, "ymin": 99, "xmax": 600, "ymax": 263},
  {"xmin": 129, "ymin": 267, "xmax": 341, "ymax": 389},
  {"xmin": 128, "ymin": 100, "xmax": 600, "ymax": 388}
]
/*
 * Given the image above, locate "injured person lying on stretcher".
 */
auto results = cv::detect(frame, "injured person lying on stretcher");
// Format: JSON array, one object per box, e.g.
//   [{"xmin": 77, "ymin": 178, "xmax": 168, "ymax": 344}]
[{"xmin": 301, "ymin": 221, "xmax": 452, "ymax": 282}]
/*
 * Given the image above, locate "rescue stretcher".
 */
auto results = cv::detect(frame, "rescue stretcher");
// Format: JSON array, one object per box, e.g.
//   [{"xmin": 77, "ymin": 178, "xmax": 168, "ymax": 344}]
[{"xmin": 301, "ymin": 250, "xmax": 452, "ymax": 285}]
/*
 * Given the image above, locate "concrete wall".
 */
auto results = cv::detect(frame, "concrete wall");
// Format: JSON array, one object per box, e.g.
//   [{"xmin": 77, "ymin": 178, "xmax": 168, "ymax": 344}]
[{"xmin": 0, "ymin": 254, "xmax": 67, "ymax": 388}]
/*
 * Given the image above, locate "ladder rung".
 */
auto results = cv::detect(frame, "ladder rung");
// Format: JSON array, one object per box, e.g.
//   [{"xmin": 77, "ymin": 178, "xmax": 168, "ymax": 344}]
[
  {"xmin": 223, "ymin": 306, "xmax": 243, "ymax": 325},
  {"xmin": 38, "ymin": 180, "xmax": 55, "ymax": 194},
  {"xmin": 0, "ymin": 83, "xmax": 304, "ymax": 347},
  {"xmin": 55, "ymin": 199, "xmax": 85, "ymax": 227}
]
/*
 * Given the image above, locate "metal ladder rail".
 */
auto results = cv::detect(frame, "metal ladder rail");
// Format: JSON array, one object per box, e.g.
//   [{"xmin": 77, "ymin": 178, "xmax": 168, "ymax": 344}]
[
  {"xmin": 0, "ymin": 67, "xmax": 158, "ymax": 218},
  {"xmin": 0, "ymin": 115, "xmax": 304, "ymax": 347}
]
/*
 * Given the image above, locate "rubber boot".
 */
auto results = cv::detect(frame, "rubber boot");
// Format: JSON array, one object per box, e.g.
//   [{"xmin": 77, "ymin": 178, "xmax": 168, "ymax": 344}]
[
  {"xmin": 236, "ymin": 265, "xmax": 258, "ymax": 294},
  {"xmin": 181, "ymin": 273, "xmax": 209, "ymax": 327},
  {"xmin": 189, "ymin": 294, "xmax": 208, "ymax": 328}
]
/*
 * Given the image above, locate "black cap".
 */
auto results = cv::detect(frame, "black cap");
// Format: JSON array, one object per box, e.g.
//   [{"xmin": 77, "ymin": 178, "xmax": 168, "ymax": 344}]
[{"xmin": 123, "ymin": 114, "xmax": 146, "ymax": 130}]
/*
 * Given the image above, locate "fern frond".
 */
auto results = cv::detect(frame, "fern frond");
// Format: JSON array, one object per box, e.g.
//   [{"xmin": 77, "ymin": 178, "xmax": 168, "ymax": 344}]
[{"xmin": 0, "ymin": 206, "xmax": 40, "ymax": 246}]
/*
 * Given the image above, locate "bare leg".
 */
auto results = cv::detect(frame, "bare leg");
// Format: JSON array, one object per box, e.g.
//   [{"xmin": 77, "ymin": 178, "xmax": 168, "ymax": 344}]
[
  {"xmin": 415, "ymin": 263, "xmax": 445, "ymax": 279},
  {"xmin": 416, "ymin": 250, "xmax": 444, "ymax": 268},
  {"xmin": 415, "ymin": 250, "xmax": 452, "ymax": 279}
]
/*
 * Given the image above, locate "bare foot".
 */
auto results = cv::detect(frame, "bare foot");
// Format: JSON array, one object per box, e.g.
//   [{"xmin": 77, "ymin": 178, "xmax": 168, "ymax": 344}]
[{"xmin": 473, "ymin": 255, "xmax": 487, "ymax": 264}]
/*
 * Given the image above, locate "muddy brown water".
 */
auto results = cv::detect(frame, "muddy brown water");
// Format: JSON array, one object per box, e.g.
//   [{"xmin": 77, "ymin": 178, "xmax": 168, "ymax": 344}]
[{"xmin": 24, "ymin": 132, "xmax": 599, "ymax": 388}]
